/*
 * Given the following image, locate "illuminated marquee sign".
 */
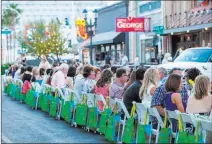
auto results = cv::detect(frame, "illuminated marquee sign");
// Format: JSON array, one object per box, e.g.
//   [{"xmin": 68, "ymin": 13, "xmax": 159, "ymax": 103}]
[{"xmin": 75, "ymin": 18, "xmax": 88, "ymax": 40}]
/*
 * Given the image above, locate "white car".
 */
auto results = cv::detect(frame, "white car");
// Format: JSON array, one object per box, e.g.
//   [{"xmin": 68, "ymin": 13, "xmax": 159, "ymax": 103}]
[{"xmin": 159, "ymin": 47, "xmax": 212, "ymax": 81}]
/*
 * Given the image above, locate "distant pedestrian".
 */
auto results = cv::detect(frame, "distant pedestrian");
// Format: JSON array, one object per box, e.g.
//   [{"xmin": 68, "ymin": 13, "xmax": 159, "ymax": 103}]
[
  {"xmin": 121, "ymin": 54, "xmax": 128, "ymax": 66},
  {"xmin": 105, "ymin": 52, "xmax": 111, "ymax": 65}
]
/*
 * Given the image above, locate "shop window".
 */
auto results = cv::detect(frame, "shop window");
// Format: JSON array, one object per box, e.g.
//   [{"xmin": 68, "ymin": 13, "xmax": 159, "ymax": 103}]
[
  {"xmin": 106, "ymin": 46, "xmax": 110, "ymax": 52},
  {"xmin": 139, "ymin": 1, "xmax": 161, "ymax": 14},
  {"xmin": 101, "ymin": 46, "xmax": 104, "ymax": 52}
]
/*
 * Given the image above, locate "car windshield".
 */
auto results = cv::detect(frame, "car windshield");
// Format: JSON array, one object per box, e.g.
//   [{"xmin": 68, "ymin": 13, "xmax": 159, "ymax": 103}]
[{"xmin": 174, "ymin": 48, "xmax": 212, "ymax": 63}]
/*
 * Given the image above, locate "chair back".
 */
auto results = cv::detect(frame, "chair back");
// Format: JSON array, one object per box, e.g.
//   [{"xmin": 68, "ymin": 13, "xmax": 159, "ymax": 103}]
[
  {"xmin": 135, "ymin": 103, "xmax": 149, "ymax": 124},
  {"xmin": 148, "ymin": 107, "xmax": 164, "ymax": 128}
]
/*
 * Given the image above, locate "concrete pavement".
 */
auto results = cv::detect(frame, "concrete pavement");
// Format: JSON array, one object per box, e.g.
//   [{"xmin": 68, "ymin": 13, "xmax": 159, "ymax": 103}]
[{"xmin": 2, "ymin": 93, "xmax": 108, "ymax": 143}]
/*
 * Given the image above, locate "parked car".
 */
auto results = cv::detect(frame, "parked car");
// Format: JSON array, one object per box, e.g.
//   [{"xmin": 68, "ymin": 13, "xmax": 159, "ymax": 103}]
[
  {"xmin": 25, "ymin": 56, "xmax": 55, "ymax": 67},
  {"xmin": 159, "ymin": 47, "xmax": 212, "ymax": 81}
]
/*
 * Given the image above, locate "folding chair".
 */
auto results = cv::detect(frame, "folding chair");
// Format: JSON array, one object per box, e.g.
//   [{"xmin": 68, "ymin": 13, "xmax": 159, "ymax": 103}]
[
  {"xmin": 114, "ymin": 98, "xmax": 131, "ymax": 142},
  {"xmin": 148, "ymin": 107, "xmax": 164, "ymax": 143},
  {"xmin": 50, "ymin": 87, "xmax": 62, "ymax": 119},
  {"xmin": 165, "ymin": 110, "xmax": 180, "ymax": 143},
  {"xmin": 180, "ymin": 113, "xmax": 197, "ymax": 133},
  {"xmin": 136, "ymin": 103, "xmax": 149, "ymax": 125},
  {"xmin": 31, "ymin": 82, "xmax": 41, "ymax": 110},
  {"xmin": 199, "ymin": 118, "xmax": 212, "ymax": 143},
  {"xmin": 15, "ymin": 79, "xmax": 23, "ymax": 101},
  {"xmin": 85, "ymin": 93, "xmax": 105, "ymax": 132},
  {"xmin": 135, "ymin": 103, "xmax": 150, "ymax": 143}
]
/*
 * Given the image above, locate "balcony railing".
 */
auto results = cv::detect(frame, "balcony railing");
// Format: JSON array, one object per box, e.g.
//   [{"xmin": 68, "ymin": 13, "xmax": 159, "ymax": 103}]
[{"xmin": 165, "ymin": 4, "xmax": 212, "ymax": 29}]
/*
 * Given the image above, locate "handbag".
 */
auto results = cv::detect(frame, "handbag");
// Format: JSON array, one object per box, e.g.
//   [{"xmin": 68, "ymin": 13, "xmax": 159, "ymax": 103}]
[
  {"xmin": 104, "ymin": 103, "xmax": 121, "ymax": 142},
  {"xmin": 176, "ymin": 114, "xmax": 201, "ymax": 143},
  {"xmin": 87, "ymin": 94, "xmax": 99, "ymax": 130},
  {"xmin": 158, "ymin": 110, "xmax": 171, "ymax": 143},
  {"xmin": 98, "ymin": 97, "xmax": 112, "ymax": 134},
  {"xmin": 75, "ymin": 94, "xmax": 88, "ymax": 126},
  {"xmin": 49, "ymin": 88, "xmax": 60, "ymax": 117},
  {"xmin": 136, "ymin": 110, "xmax": 152, "ymax": 143},
  {"xmin": 122, "ymin": 102, "xmax": 136, "ymax": 143}
]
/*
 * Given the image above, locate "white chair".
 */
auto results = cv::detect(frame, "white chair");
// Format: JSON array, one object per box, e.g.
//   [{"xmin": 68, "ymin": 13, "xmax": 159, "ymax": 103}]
[
  {"xmin": 165, "ymin": 110, "xmax": 180, "ymax": 142},
  {"xmin": 115, "ymin": 98, "xmax": 131, "ymax": 142},
  {"xmin": 135, "ymin": 103, "xmax": 150, "ymax": 143},
  {"xmin": 148, "ymin": 107, "xmax": 164, "ymax": 144},
  {"xmin": 199, "ymin": 118, "xmax": 212, "ymax": 143},
  {"xmin": 136, "ymin": 103, "xmax": 149, "ymax": 124},
  {"xmin": 51, "ymin": 87, "xmax": 63, "ymax": 119},
  {"xmin": 180, "ymin": 113, "xmax": 197, "ymax": 133},
  {"xmin": 31, "ymin": 82, "xmax": 42, "ymax": 110}
]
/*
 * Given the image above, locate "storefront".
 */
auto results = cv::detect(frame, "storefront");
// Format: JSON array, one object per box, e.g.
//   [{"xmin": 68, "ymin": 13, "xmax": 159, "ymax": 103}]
[
  {"xmin": 83, "ymin": 2, "xmax": 127, "ymax": 65},
  {"xmin": 163, "ymin": 2, "xmax": 212, "ymax": 58},
  {"xmin": 85, "ymin": 31, "xmax": 125, "ymax": 65}
]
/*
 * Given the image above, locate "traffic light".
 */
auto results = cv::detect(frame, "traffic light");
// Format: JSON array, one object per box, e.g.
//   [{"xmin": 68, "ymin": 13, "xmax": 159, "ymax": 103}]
[{"xmin": 65, "ymin": 18, "xmax": 69, "ymax": 26}]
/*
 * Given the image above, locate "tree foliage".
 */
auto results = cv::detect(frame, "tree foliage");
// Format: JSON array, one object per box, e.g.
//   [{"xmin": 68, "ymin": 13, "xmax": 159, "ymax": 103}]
[
  {"xmin": 2, "ymin": 3, "xmax": 23, "ymax": 27},
  {"xmin": 17, "ymin": 19, "xmax": 67, "ymax": 60}
]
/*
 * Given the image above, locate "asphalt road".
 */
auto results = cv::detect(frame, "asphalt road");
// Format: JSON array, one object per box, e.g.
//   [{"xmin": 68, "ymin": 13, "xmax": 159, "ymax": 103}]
[{"xmin": 2, "ymin": 93, "xmax": 108, "ymax": 143}]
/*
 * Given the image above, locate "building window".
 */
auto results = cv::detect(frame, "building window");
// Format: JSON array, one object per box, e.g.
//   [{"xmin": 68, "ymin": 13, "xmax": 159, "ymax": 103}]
[{"xmin": 139, "ymin": 1, "xmax": 161, "ymax": 14}]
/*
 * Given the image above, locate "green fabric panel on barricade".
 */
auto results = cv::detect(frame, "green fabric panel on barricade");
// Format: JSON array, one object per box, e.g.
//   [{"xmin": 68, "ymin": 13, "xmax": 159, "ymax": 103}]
[
  {"xmin": 75, "ymin": 104, "xmax": 88, "ymax": 126},
  {"xmin": 122, "ymin": 118, "xmax": 135, "ymax": 143},
  {"xmin": 98, "ymin": 108, "xmax": 112, "ymax": 134}
]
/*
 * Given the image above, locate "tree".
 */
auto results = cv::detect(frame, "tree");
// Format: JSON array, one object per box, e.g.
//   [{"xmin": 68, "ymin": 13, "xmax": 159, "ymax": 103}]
[
  {"xmin": 17, "ymin": 19, "xmax": 67, "ymax": 60},
  {"xmin": 2, "ymin": 3, "xmax": 23, "ymax": 27},
  {"xmin": 47, "ymin": 19, "xmax": 67, "ymax": 61}
]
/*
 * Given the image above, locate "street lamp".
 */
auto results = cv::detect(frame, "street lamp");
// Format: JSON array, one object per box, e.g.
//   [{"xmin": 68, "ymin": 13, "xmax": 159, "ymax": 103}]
[{"xmin": 83, "ymin": 9, "xmax": 98, "ymax": 65}]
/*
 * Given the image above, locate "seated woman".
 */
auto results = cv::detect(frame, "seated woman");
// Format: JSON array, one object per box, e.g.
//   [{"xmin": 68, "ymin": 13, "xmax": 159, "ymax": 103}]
[
  {"xmin": 164, "ymin": 73, "xmax": 185, "ymax": 132},
  {"xmin": 36, "ymin": 68, "xmax": 45, "ymax": 85},
  {"xmin": 186, "ymin": 75, "xmax": 212, "ymax": 115},
  {"xmin": 139, "ymin": 68, "xmax": 160, "ymax": 107},
  {"xmin": 94, "ymin": 69, "xmax": 113, "ymax": 111}
]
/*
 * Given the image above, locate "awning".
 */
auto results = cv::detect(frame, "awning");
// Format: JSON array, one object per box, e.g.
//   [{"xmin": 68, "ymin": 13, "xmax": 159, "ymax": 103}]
[
  {"xmin": 163, "ymin": 23, "xmax": 212, "ymax": 34},
  {"xmin": 84, "ymin": 31, "xmax": 124, "ymax": 47}
]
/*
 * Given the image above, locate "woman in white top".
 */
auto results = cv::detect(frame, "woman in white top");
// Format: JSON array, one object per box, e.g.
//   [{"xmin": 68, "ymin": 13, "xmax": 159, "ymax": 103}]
[
  {"xmin": 65, "ymin": 66, "xmax": 76, "ymax": 89},
  {"xmin": 139, "ymin": 68, "xmax": 160, "ymax": 107}
]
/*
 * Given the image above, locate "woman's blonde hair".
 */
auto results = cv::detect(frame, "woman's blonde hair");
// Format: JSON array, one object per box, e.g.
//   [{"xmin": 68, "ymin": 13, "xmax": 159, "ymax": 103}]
[
  {"xmin": 139, "ymin": 68, "xmax": 159, "ymax": 99},
  {"xmin": 194, "ymin": 75, "xmax": 210, "ymax": 100}
]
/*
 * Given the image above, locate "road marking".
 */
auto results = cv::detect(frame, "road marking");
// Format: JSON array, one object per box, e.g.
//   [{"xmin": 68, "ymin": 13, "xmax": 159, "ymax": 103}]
[{"xmin": 2, "ymin": 134, "xmax": 12, "ymax": 143}]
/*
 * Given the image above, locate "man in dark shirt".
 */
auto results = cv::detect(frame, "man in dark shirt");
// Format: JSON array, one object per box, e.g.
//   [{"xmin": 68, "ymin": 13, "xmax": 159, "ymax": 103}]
[{"xmin": 123, "ymin": 67, "xmax": 146, "ymax": 113}]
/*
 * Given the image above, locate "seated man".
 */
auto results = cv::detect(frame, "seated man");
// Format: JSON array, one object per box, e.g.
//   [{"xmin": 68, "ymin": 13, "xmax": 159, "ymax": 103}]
[
  {"xmin": 123, "ymin": 67, "xmax": 146, "ymax": 113},
  {"xmin": 151, "ymin": 68, "xmax": 189, "ymax": 116}
]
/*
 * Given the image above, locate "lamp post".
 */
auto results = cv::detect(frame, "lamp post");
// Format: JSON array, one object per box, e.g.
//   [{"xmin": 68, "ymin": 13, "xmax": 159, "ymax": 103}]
[{"xmin": 83, "ymin": 9, "xmax": 98, "ymax": 65}]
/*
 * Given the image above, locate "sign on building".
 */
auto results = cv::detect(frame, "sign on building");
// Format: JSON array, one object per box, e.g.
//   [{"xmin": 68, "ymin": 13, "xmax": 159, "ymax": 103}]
[{"xmin": 116, "ymin": 17, "xmax": 150, "ymax": 32}]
